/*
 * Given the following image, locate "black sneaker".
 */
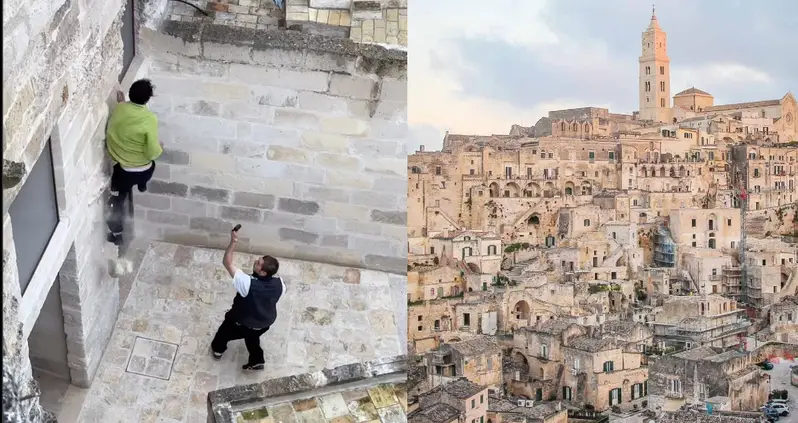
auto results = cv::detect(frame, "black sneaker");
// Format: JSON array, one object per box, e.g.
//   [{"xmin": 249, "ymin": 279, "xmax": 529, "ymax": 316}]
[
  {"xmin": 212, "ymin": 351, "xmax": 223, "ymax": 360},
  {"xmin": 242, "ymin": 363, "xmax": 264, "ymax": 371},
  {"xmin": 137, "ymin": 182, "xmax": 147, "ymax": 193}
]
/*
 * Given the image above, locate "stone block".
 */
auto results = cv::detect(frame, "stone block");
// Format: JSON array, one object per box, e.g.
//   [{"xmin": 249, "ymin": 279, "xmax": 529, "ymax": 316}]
[
  {"xmin": 228, "ymin": 65, "xmax": 329, "ymax": 93},
  {"xmin": 189, "ymin": 217, "xmax": 233, "ymax": 233},
  {"xmin": 282, "ymin": 164, "xmax": 325, "ymax": 184},
  {"xmin": 363, "ymin": 254, "xmax": 405, "ymax": 274},
  {"xmin": 173, "ymin": 99, "xmax": 221, "ymax": 117},
  {"xmin": 298, "ymin": 184, "xmax": 350, "ymax": 203},
  {"xmin": 373, "ymin": 101, "xmax": 405, "ymax": 120},
  {"xmin": 232, "ymin": 192, "xmax": 275, "ymax": 209},
  {"xmin": 370, "ymin": 209, "xmax": 406, "ymax": 226},
  {"xmin": 341, "ymin": 219, "xmax": 382, "ymax": 236},
  {"xmin": 167, "ymin": 113, "xmax": 238, "ymax": 138},
  {"xmin": 321, "ymin": 234, "xmax": 348, "ymax": 248},
  {"xmin": 147, "ymin": 210, "xmax": 190, "ymax": 226},
  {"xmin": 251, "ymin": 86, "xmax": 299, "ymax": 108},
  {"xmin": 279, "ymin": 228, "xmax": 319, "ymax": 244},
  {"xmin": 134, "ymin": 193, "xmax": 172, "ymax": 210},
  {"xmin": 261, "ymin": 211, "xmax": 307, "ymax": 228},
  {"xmin": 190, "ymin": 186, "xmax": 231, "ymax": 203},
  {"xmin": 149, "ymin": 180, "xmax": 188, "ymax": 197},
  {"xmin": 371, "ymin": 176, "xmax": 405, "ymax": 193},
  {"xmin": 363, "ymin": 157, "xmax": 405, "ymax": 176},
  {"xmin": 296, "ymin": 91, "xmax": 349, "ymax": 115},
  {"xmin": 348, "ymin": 138, "xmax": 400, "ymax": 159},
  {"xmin": 273, "ymin": 108, "xmax": 320, "ymax": 131},
  {"xmin": 300, "ymin": 132, "xmax": 349, "ymax": 153},
  {"xmin": 380, "ymin": 78, "xmax": 406, "ymax": 103},
  {"xmin": 203, "ymin": 42, "xmax": 253, "ymax": 63},
  {"xmin": 267, "ymin": 145, "xmax": 311, "ymax": 164},
  {"xmin": 277, "ymin": 198, "xmax": 320, "ymax": 215},
  {"xmin": 172, "ymin": 197, "xmax": 214, "ymax": 217},
  {"xmin": 322, "ymin": 201, "xmax": 370, "ymax": 220},
  {"xmin": 325, "ymin": 169, "xmax": 374, "ymax": 189},
  {"xmin": 329, "ymin": 74, "xmax": 378, "ymax": 100},
  {"xmin": 220, "ymin": 205, "xmax": 262, "ymax": 223},
  {"xmin": 236, "ymin": 157, "xmax": 287, "ymax": 179},
  {"xmin": 320, "ymin": 117, "xmax": 368, "ymax": 136},
  {"xmin": 350, "ymin": 190, "xmax": 398, "ymax": 209},
  {"xmin": 314, "ymin": 152, "xmax": 362, "ymax": 170},
  {"xmin": 160, "ymin": 149, "xmax": 190, "ymax": 165},
  {"xmin": 368, "ymin": 119, "xmax": 407, "ymax": 140},
  {"xmin": 190, "ymin": 152, "xmax": 237, "ymax": 171},
  {"xmin": 220, "ymin": 101, "xmax": 275, "ymax": 123}
]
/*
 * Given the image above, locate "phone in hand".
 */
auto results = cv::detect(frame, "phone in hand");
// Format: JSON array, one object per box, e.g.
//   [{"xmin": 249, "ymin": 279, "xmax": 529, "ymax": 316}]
[{"xmin": 233, "ymin": 224, "xmax": 242, "ymax": 232}]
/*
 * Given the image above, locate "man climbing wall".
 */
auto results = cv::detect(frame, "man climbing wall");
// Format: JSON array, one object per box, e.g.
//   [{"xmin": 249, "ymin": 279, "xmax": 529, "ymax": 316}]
[{"xmin": 105, "ymin": 79, "xmax": 163, "ymax": 276}]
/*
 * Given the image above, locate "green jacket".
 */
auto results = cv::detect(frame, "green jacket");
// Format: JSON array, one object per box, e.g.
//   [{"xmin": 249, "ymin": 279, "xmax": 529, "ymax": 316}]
[{"xmin": 106, "ymin": 102, "xmax": 163, "ymax": 167}]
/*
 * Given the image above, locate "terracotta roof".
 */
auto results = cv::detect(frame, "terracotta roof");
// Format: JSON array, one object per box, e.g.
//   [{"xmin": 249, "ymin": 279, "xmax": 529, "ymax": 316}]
[
  {"xmin": 675, "ymin": 87, "xmax": 712, "ymax": 97},
  {"xmin": 704, "ymin": 99, "xmax": 781, "ymax": 112}
]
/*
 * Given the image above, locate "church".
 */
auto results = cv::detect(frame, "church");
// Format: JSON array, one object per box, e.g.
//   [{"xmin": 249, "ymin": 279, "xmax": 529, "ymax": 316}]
[{"xmin": 533, "ymin": 9, "xmax": 797, "ymax": 143}]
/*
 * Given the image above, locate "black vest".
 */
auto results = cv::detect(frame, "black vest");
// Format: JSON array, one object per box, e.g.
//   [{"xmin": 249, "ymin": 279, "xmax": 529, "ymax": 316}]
[{"xmin": 230, "ymin": 275, "xmax": 283, "ymax": 329}]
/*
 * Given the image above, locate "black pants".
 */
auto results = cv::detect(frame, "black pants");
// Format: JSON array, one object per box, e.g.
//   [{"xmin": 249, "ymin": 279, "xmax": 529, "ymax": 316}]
[
  {"xmin": 211, "ymin": 312, "xmax": 269, "ymax": 365},
  {"xmin": 106, "ymin": 163, "xmax": 155, "ymax": 256}
]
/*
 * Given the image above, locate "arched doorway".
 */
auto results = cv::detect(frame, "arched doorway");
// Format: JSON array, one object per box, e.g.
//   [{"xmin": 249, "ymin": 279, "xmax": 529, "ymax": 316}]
[
  {"xmin": 513, "ymin": 301, "xmax": 530, "ymax": 320},
  {"xmin": 505, "ymin": 182, "xmax": 521, "ymax": 197},
  {"xmin": 528, "ymin": 214, "xmax": 540, "ymax": 225},
  {"xmin": 489, "ymin": 182, "xmax": 500, "ymax": 197}
]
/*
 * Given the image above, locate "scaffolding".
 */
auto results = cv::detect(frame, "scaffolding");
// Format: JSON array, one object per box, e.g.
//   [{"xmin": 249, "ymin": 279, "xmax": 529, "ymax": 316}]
[{"xmin": 654, "ymin": 226, "xmax": 676, "ymax": 268}]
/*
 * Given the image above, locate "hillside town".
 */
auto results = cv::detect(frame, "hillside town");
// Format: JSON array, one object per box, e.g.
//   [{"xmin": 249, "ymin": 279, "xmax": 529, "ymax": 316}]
[{"xmin": 406, "ymin": 10, "xmax": 798, "ymax": 423}]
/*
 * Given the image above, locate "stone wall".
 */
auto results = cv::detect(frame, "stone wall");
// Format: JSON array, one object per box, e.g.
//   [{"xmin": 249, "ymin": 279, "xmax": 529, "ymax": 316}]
[
  {"xmin": 135, "ymin": 22, "xmax": 408, "ymax": 274},
  {"xmin": 3, "ymin": 0, "xmax": 143, "ymax": 418},
  {"xmin": 285, "ymin": 0, "xmax": 407, "ymax": 46}
]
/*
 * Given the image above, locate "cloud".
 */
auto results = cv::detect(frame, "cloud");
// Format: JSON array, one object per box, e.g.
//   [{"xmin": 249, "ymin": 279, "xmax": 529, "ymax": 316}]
[{"xmin": 408, "ymin": 0, "xmax": 798, "ymax": 141}]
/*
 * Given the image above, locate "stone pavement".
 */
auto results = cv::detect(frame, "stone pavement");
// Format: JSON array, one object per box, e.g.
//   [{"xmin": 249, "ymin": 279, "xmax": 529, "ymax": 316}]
[{"xmin": 74, "ymin": 241, "xmax": 405, "ymax": 422}]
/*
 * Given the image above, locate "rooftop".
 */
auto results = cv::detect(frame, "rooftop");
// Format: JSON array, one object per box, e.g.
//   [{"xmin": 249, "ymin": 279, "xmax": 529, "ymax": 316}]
[
  {"xmin": 566, "ymin": 336, "xmax": 618, "ymax": 353},
  {"xmin": 675, "ymin": 87, "xmax": 713, "ymax": 97},
  {"xmin": 422, "ymin": 378, "xmax": 486, "ymax": 400},
  {"xmin": 442, "ymin": 336, "xmax": 502, "ymax": 357},
  {"xmin": 408, "ymin": 403, "xmax": 460, "ymax": 423},
  {"xmin": 704, "ymin": 99, "xmax": 781, "ymax": 113}
]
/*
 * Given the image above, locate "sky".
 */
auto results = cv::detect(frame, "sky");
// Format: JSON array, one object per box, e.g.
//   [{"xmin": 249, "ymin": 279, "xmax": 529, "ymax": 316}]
[{"xmin": 407, "ymin": 0, "xmax": 798, "ymax": 152}]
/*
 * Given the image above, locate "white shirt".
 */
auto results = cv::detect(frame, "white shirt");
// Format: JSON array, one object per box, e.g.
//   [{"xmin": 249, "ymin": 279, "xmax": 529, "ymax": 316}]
[{"xmin": 232, "ymin": 268, "xmax": 286, "ymax": 298}]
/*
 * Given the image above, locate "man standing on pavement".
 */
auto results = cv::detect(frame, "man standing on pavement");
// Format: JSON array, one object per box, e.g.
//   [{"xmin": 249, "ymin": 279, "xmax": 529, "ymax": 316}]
[
  {"xmin": 105, "ymin": 79, "xmax": 163, "ymax": 275},
  {"xmin": 211, "ymin": 227, "xmax": 286, "ymax": 370}
]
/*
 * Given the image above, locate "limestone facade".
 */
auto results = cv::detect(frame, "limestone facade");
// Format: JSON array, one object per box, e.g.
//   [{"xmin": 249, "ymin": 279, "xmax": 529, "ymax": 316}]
[{"xmin": 284, "ymin": 0, "xmax": 407, "ymax": 46}]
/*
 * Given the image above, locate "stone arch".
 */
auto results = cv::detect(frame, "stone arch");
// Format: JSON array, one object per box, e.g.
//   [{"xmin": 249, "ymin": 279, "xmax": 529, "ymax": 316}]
[
  {"xmin": 526, "ymin": 182, "xmax": 541, "ymax": 197},
  {"xmin": 410, "ymin": 166, "xmax": 421, "ymax": 174},
  {"xmin": 543, "ymin": 182, "xmax": 556, "ymax": 197},
  {"xmin": 669, "ymin": 167, "xmax": 676, "ymax": 177},
  {"xmin": 560, "ymin": 122, "xmax": 566, "ymax": 132},
  {"xmin": 505, "ymin": 182, "xmax": 521, "ymax": 197},
  {"xmin": 651, "ymin": 167, "xmax": 656, "ymax": 177},
  {"xmin": 528, "ymin": 214, "xmax": 541, "ymax": 225},
  {"xmin": 489, "ymin": 182, "xmax": 500, "ymax": 197},
  {"xmin": 572, "ymin": 122, "xmax": 578, "ymax": 131},
  {"xmin": 639, "ymin": 167, "xmax": 648, "ymax": 178},
  {"xmin": 467, "ymin": 262, "xmax": 480, "ymax": 273},
  {"xmin": 564, "ymin": 181, "xmax": 576, "ymax": 195},
  {"xmin": 513, "ymin": 301, "xmax": 531, "ymax": 320},
  {"xmin": 638, "ymin": 212, "xmax": 647, "ymax": 224},
  {"xmin": 580, "ymin": 180, "xmax": 593, "ymax": 195}
]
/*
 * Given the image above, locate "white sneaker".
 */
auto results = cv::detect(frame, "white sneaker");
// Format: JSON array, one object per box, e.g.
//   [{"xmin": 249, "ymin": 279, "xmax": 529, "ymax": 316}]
[
  {"xmin": 122, "ymin": 259, "xmax": 134, "ymax": 274},
  {"xmin": 109, "ymin": 259, "xmax": 124, "ymax": 277}
]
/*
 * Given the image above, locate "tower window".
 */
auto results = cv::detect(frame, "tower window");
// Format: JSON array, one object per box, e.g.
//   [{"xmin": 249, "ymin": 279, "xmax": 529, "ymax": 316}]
[
  {"xmin": 660, "ymin": 81, "xmax": 665, "ymax": 92},
  {"xmin": 660, "ymin": 66, "xmax": 664, "ymax": 75},
  {"xmin": 661, "ymin": 98, "xmax": 665, "ymax": 107},
  {"xmin": 645, "ymin": 66, "xmax": 650, "ymax": 75}
]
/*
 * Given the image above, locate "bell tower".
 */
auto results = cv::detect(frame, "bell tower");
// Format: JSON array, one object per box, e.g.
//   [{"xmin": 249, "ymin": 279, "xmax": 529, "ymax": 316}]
[{"xmin": 638, "ymin": 6, "xmax": 671, "ymax": 123}]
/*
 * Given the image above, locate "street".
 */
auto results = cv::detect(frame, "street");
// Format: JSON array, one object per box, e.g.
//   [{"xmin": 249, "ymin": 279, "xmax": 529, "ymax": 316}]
[{"xmin": 768, "ymin": 360, "xmax": 797, "ymax": 423}]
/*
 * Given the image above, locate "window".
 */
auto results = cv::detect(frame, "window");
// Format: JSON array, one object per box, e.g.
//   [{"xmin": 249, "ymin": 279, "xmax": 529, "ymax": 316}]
[
  {"xmin": 632, "ymin": 383, "xmax": 643, "ymax": 400},
  {"xmin": 645, "ymin": 66, "xmax": 650, "ymax": 75},
  {"xmin": 661, "ymin": 98, "xmax": 665, "ymax": 107},
  {"xmin": 584, "ymin": 219, "xmax": 590, "ymax": 227},
  {"xmin": 609, "ymin": 388, "xmax": 622, "ymax": 406},
  {"xmin": 433, "ymin": 320, "xmax": 440, "ymax": 331},
  {"xmin": 119, "ymin": 0, "xmax": 136, "ymax": 82},
  {"xmin": 660, "ymin": 81, "xmax": 665, "ymax": 91},
  {"xmin": 505, "ymin": 166, "xmax": 512, "ymax": 178},
  {"xmin": 540, "ymin": 344, "xmax": 549, "ymax": 359},
  {"xmin": 463, "ymin": 313, "xmax": 471, "ymax": 327},
  {"xmin": 608, "ymin": 151, "xmax": 615, "ymax": 160},
  {"xmin": 469, "ymin": 169, "xmax": 474, "ymax": 175},
  {"xmin": 602, "ymin": 361, "xmax": 614, "ymax": 372},
  {"xmin": 10, "ymin": 138, "xmax": 60, "ymax": 294},
  {"xmin": 430, "ymin": 246, "xmax": 435, "ymax": 254},
  {"xmin": 727, "ymin": 218, "xmax": 732, "ymax": 226},
  {"xmin": 411, "ymin": 166, "xmax": 420, "ymax": 173},
  {"xmin": 563, "ymin": 386, "xmax": 572, "ymax": 400},
  {"xmin": 573, "ymin": 358, "xmax": 581, "ymax": 371},
  {"xmin": 471, "ymin": 399, "xmax": 475, "ymax": 408},
  {"xmin": 668, "ymin": 378, "xmax": 682, "ymax": 396},
  {"xmin": 487, "ymin": 245, "xmax": 497, "ymax": 255},
  {"xmin": 660, "ymin": 66, "xmax": 664, "ymax": 75},
  {"xmin": 480, "ymin": 394, "xmax": 484, "ymax": 404},
  {"xmin": 435, "ymin": 166, "xmax": 441, "ymax": 175}
]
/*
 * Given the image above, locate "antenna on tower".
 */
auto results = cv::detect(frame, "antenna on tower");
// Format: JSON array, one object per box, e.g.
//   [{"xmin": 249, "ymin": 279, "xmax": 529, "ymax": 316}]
[{"xmin": 652, "ymin": 4, "xmax": 656, "ymax": 17}]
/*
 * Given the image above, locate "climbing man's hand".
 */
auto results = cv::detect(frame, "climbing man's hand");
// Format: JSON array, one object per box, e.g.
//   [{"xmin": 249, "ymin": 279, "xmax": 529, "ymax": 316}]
[{"xmin": 116, "ymin": 90, "xmax": 125, "ymax": 103}]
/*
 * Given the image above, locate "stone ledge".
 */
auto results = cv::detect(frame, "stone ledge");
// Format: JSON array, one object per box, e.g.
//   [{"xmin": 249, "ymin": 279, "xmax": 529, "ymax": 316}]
[
  {"xmin": 157, "ymin": 20, "xmax": 406, "ymax": 76},
  {"xmin": 207, "ymin": 355, "xmax": 406, "ymax": 423}
]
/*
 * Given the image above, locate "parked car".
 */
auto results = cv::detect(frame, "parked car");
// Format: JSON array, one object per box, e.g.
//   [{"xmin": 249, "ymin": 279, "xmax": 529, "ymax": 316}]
[
  {"xmin": 769, "ymin": 399, "xmax": 790, "ymax": 405},
  {"xmin": 766, "ymin": 403, "xmax": 790, "ymax": 416},
  {"xmin": 763, "ymin": 407, "xmax": 780, "ymax": 422}
]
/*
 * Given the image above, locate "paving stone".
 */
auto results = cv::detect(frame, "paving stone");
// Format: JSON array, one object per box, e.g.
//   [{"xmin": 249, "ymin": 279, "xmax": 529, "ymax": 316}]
[{"xmin": 76, "ymin": 241, "xmax": 404, "ymax": 420}]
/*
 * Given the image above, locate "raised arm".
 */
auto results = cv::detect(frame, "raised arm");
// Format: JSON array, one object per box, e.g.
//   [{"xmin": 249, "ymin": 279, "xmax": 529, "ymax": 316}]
[{"xmin": 222, "ymin": 229, "xmax": 238, "ymax": 278}]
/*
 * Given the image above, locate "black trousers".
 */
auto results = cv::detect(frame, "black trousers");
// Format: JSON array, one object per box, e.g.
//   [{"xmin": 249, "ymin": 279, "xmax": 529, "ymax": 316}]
[
  {"xmin": 211, "ymin": 311, "xmax": 269, "ymax": 365},
  {"xmin": 106, "ymin": 163, "xmax": 155, "ymax": 256}
]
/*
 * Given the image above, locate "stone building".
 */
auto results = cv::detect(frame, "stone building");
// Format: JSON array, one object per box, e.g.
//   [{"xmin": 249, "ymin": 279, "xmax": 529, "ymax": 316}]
[
  {"xmin": 651, "ymin": 295, "xmax": 750, "ymax": 350},
  {"xmin": 425, "ymin": 336, "xmax": 503, "ymax": 391},
  {"xmin": 509, "ymin": 320, "xmax": 649, "ymax": 412},
  {"xmin": 647, "ymin": 344, "xmax": 778, "ymax": 413},
  {"xmin": 411, "ymin": 378, "xmax": 490, "ymax": 423},
  {"xmin": 768, "ymin": 295, "xmax": 798, "ymax": 344},
  {"xmin": 487, "ymin": 397, "xmax": 568, "ymax": 423},
  {"xmin": 3, "ymin": 0, "xmax": 407, "ymax": 420}
]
